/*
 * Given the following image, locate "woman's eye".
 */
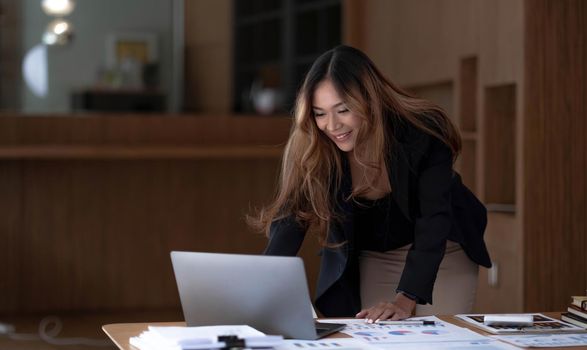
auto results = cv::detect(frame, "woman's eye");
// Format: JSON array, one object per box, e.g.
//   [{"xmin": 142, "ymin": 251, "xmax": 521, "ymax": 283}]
[
  {"xmin": 338, "ymin": 109, "xmax": 349, "ymax": 114},
  {"xmin": 313, "ymin": 112, "xmax": 325, "ymax": 117}
]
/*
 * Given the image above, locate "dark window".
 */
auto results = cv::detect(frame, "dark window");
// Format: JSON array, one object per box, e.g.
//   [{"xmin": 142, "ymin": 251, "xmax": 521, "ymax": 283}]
[{"xmin": 233, "ymin": 0, "xmax": 341, "ymax": 114}]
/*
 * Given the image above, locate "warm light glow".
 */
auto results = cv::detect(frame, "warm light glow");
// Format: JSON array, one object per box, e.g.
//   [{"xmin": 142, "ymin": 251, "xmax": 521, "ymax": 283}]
[
  {"xmin": 42, "ymin": 0, "xmax": 75, "ymax": 16},
  {"xmin": 43, "ymin": 19, "xmax": 73, "ymax": 46},
  {"xmin": 22, "ymin": 44, "xmax": 48, "ymax": 98},
  {"xmin": 42, "ymin": 32, "xmax": 57, "ymax": 45},
  {"xmin": 53, "ymin": 21, "xmax": 69, "ymax": 35}
]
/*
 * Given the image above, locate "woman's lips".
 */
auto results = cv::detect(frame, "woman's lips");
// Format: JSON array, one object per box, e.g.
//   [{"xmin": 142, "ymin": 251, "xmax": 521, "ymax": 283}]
[{"xmin": 332, "ymin": 131, "xmax": 352, "ymax": 142}]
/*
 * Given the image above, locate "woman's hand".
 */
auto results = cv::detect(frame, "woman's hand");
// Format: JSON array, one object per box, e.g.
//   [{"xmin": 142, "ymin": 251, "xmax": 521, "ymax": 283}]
[{"xmin": 355, "ymin": 293, "xmax": 416, "ymax": 322}]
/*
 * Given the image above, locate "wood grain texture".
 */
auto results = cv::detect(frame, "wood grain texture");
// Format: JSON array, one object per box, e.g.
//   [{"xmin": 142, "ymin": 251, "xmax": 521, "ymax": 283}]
[
  {"xmin": 0, "ymin": 161, "xmax": 22, "ymax": 313},
  {"xmin": 457, "ymin": 55, "xmax": 478, "ymax": 195},
  {"xmin": 474, "ymin": 212, "xmax": 523, "ymax": 312},
  {"xmin": 0, "ymin": 116, "xmax": 305, "ymax": 314},
  {"xmin": 524, "ymin": 0, "xmax": 587, "ymax": 311},
  {"xmin": 0, "ymin": 0, "xmax": 22, "ymax": 111},
  {"xmin": 460, "ymin": 139, "xmax": 477, "ymax": 196},
  {"xmin": 484, "ymin": 84, "xmax": 516, "ymax": 206},
  {"xmin": 459, "ymin": 56, "xmax": 478, "ymax": 132},
  {"xmin": 0, "ymin": 146, "xmax": 283, "ymax": 159},
  {"xmin": 0, "ymin": 115, "xmax": 292, "ymax": 146},
  {"xmin": 183, "ymin": 0, "xmax": 232, "ymax": 113},
  {"xmin": 343, "ymin": 0, "xmax": 366, "ymax": 50}
]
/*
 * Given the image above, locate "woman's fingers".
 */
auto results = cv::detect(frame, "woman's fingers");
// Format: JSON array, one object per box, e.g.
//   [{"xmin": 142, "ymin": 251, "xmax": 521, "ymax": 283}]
[
  {"xmin": 357, "ymin": 307, "xmax": 387, "ymax": 321},
  {"xmin": 367, "ymin": 302, "xmax": 398, "ymax": 322},
  {"xmin": 389, "ymin": 303, "xmax": 412, "ymax": 320},
  {"xmin": 356, "ymin": 301, "xmax": 414, "ymax": 322},
  {"xmin": 376, "ymin": 308, "xmax": 395, "ymax": 322}
]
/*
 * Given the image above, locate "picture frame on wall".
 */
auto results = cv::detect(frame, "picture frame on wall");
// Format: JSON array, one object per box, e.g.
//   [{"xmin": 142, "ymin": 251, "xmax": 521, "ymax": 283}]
[
  {"xmin": 104, "ymin": 32, "xmax": 159, "ymax": 89},
  {"xmin": 105, "ymin": 32, "xmax": 158, "ymax": 68}
]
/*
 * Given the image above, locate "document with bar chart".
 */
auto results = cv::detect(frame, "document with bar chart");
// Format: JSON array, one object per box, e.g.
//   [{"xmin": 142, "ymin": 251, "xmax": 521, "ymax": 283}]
[{"xmin": 321, "ymin": 317, "xmax": 489, "ymax": 344}]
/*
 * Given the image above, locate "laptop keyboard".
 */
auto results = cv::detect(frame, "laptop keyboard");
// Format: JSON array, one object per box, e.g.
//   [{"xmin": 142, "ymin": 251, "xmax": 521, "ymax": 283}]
[{"xmin": 315, "ymin": 322, "xmax": 344, "ymax": 336}]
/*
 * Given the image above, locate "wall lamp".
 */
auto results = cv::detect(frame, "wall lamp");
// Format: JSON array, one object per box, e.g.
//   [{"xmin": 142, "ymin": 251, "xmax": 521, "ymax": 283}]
[{"xmin": 41, "ymin": 0, "xmax": 75, "ymax": 46}]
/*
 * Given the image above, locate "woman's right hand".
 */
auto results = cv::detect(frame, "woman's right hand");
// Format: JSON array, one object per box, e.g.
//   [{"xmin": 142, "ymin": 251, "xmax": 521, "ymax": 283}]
[{"xmin": 355, "ymin": 293, "xmax": 416, "ymax": 323}]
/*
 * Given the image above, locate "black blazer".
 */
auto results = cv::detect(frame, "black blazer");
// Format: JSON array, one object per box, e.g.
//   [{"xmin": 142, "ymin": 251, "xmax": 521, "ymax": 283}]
[{"xmin": 264, "ymin": 118, "xmax": 491, "ymax": 317}]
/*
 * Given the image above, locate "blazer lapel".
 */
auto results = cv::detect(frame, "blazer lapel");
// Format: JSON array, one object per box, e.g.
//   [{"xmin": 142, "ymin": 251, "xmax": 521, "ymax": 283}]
[
  {"xmin": 338, "ymin": 154, "xmax": 355, "ymax": 242},
  {"xmin": 388, "ymin": 141, "xmax": 412, "ymax": 221},
  {"xmin": 314, "ymin": 154, "xmax": 354, "ymax": 300}
]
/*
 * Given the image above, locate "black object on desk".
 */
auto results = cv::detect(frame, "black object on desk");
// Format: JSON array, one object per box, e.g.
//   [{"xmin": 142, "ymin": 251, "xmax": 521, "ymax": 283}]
[
  {"xmin": 71, "ymin": 88, "xmax": 166, "ymax": 112},
  {"xmin": 218, "ymin": 335, "xmax": 246, "ymax": 350}
]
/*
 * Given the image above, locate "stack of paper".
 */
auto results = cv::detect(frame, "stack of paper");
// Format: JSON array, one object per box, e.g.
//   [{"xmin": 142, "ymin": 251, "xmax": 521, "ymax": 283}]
[
  {"xmin": 130, "ymin": 325, "xmax": 283, "ymax": 350},
  {"xmin": 455, "ymin": 313, "xmax": 586, "ymax": 334}
]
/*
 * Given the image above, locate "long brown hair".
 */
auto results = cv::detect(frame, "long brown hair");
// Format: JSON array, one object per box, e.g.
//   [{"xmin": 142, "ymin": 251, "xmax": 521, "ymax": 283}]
[{"xmin": 250, "ymin": 45, "xmax": 461, "ymax": 246}]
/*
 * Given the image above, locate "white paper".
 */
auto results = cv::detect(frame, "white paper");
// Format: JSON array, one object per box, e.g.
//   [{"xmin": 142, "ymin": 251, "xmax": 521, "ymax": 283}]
[
  {"xmin": 149, "ymin": 325, "xmax": 265, "ymax": 341},
  {"xmin": 129, "ymin": 325, "xmax": 277, "ymax": 350},
  {"xmin": 376, "ymin": 339, "xmax": 520, "ymax": 350},
  {"xmin": 320, "ymin": 316, "xmax": 489, "ymax": 344},
  {"xmin": 493, "ymin": 333, "xmax": 587, "ymax": 348},
  {"xmin": 484, "ymin": 314, "xmax": 534, "ymax": 326},
  {"xmin": 276, "ymin": 338, "xmax": 380, "ymax": 350},
  {"xmin": 317, "ymin": 318, "xmax": 374, "ymax": 324}
]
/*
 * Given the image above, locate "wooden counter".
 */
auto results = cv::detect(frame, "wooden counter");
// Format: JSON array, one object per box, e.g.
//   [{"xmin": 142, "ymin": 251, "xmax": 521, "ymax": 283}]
[
  {"xmin": 0, "ymin": 145, "xmax": 282, "ymax": 159},
  {"xmin": 0, "ymin": 114, "xmax": 320, "ymax": 316},
  {"xmin": 0, "ymin": 114, "xmax": 293, "ymax": 147}
]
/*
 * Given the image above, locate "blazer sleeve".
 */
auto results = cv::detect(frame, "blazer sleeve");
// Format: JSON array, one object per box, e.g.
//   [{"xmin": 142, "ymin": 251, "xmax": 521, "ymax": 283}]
[
  {"xmin": 396, "ymin": 135, "xmax": 454, "ymax": 305},
  {"xmin": 263, "ymin": 215, "xmax": 307, "ymax": 256}
]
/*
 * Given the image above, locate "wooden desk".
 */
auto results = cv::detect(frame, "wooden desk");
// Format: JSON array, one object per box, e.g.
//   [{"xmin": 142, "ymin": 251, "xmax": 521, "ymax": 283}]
[
  {"xmin": 104, "ymin": 321, "xmax": 185, "ymax": 350},
  {"xmin": 103, "ymin": 313, "xmax": 587, "ymax": 350}
]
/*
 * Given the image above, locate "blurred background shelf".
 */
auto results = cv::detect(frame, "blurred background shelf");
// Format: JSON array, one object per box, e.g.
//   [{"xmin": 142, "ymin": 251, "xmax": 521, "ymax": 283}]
[
  {"xmin": 0, "ymin": 145, "xmax": 283, "ymax": 159},
  {"xmin": 71, "ymin": 88, "xmax": 167, "ymax": 113}
]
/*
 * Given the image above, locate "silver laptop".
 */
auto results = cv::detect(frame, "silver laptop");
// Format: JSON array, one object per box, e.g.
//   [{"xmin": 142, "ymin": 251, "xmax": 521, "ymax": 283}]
[{"xmin": 170, "ymin": 251, "xmax": 344, "ymax": 339}]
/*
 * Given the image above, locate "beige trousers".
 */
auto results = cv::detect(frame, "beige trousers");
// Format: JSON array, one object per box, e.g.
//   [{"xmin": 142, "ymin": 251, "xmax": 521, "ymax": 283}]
[{"xmin": 359, "ymin": 241, "xmax": 478, "ymax": 316}]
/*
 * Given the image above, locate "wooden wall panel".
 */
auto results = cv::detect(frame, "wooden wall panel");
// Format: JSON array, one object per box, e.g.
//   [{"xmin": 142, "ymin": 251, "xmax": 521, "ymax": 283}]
[
  {"xmin": 474, "ymin": 213, "xmax": 522, "ymax": 312},
  {"xmin": 0, "ymin": 115, "xmax": 292, "ymax": 146},
  {"xmin": 20, "ymin": 161, "xmax": 74, "ymax": 312},
  {"xmin": 0, "ymin": 161, "xmax": 21, "ymax": 313},
  {"xmin": 184, "ymin": 0, "xmax": 232, "ymax": 113},
  {"xmin": 342, "ymin": 0, "xmax": 365, "ymax": 50},
  {"xmin": 459, "ymin": 56, "xmax": 478, "ymax": 132},
  {"xmin": 524, "ymin": 0, "xmax": 587, "ymax": 311},
  {"xmin": 0, "ymin": 0, "xmax": 22, "ymax": 110},
  {"xmin": 484, "ymin": 84, "xmax": 516, "ymax": 206},
  {"xmin": 8, "ymin": 158, "xmax": 286, "ymax": 313},
  {"xmin": 362, "ymin": 0, "xmax": 524, "ymax": 88},
  {"xmin": 460, "ymin": 139, "xmax": 477, "ymax": 195},
  {"xmin": 0, "ymin": 116, "xmax": 305, "ymax": 314}
]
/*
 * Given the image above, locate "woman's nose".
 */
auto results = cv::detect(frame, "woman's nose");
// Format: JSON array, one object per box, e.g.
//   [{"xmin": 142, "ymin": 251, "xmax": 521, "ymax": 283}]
[{"xmin": 326, "ymin": 114, "xmax": 341, "ymax": 131}]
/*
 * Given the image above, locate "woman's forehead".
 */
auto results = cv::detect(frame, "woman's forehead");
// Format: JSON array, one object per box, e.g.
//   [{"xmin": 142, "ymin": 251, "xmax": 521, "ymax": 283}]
[{"xmin": 312, "ymin": 80, "xmax": 344, "ymax": 107}]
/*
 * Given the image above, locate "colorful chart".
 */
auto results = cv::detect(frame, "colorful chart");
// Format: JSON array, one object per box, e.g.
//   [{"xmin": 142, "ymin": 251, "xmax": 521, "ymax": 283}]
[
  {"xmin": 353, "ymin": 331, "xmax": 378, "ymax": 337},
  {"xmin": 388, "ymin": 330, "xmax": 414, "ymax": 335},
  {"xmin": 334, "ymin": 317, "xmax": 491, "ymax": 345},
  {"xmin": 421, "ymin": 329, "xmax": 449, "ymax": 335}
]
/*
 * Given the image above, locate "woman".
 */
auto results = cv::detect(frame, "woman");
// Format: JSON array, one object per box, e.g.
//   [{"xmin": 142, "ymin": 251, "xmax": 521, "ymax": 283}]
[{"xmin": 251, "ymin": 45, "xmax": 491, "ymax": 321}]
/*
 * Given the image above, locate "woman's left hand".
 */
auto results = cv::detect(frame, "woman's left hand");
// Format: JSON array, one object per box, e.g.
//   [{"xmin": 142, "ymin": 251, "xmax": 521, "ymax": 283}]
[{"xmin": 355, "ymin": 293, "xmax": 416, "ymax": 322}]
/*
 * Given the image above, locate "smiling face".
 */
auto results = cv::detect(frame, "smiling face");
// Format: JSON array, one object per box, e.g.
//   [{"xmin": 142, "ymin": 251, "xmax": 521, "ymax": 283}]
[{"xmin": 312, "ymin": 79, "xmax": 362, "ymax": 152}]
